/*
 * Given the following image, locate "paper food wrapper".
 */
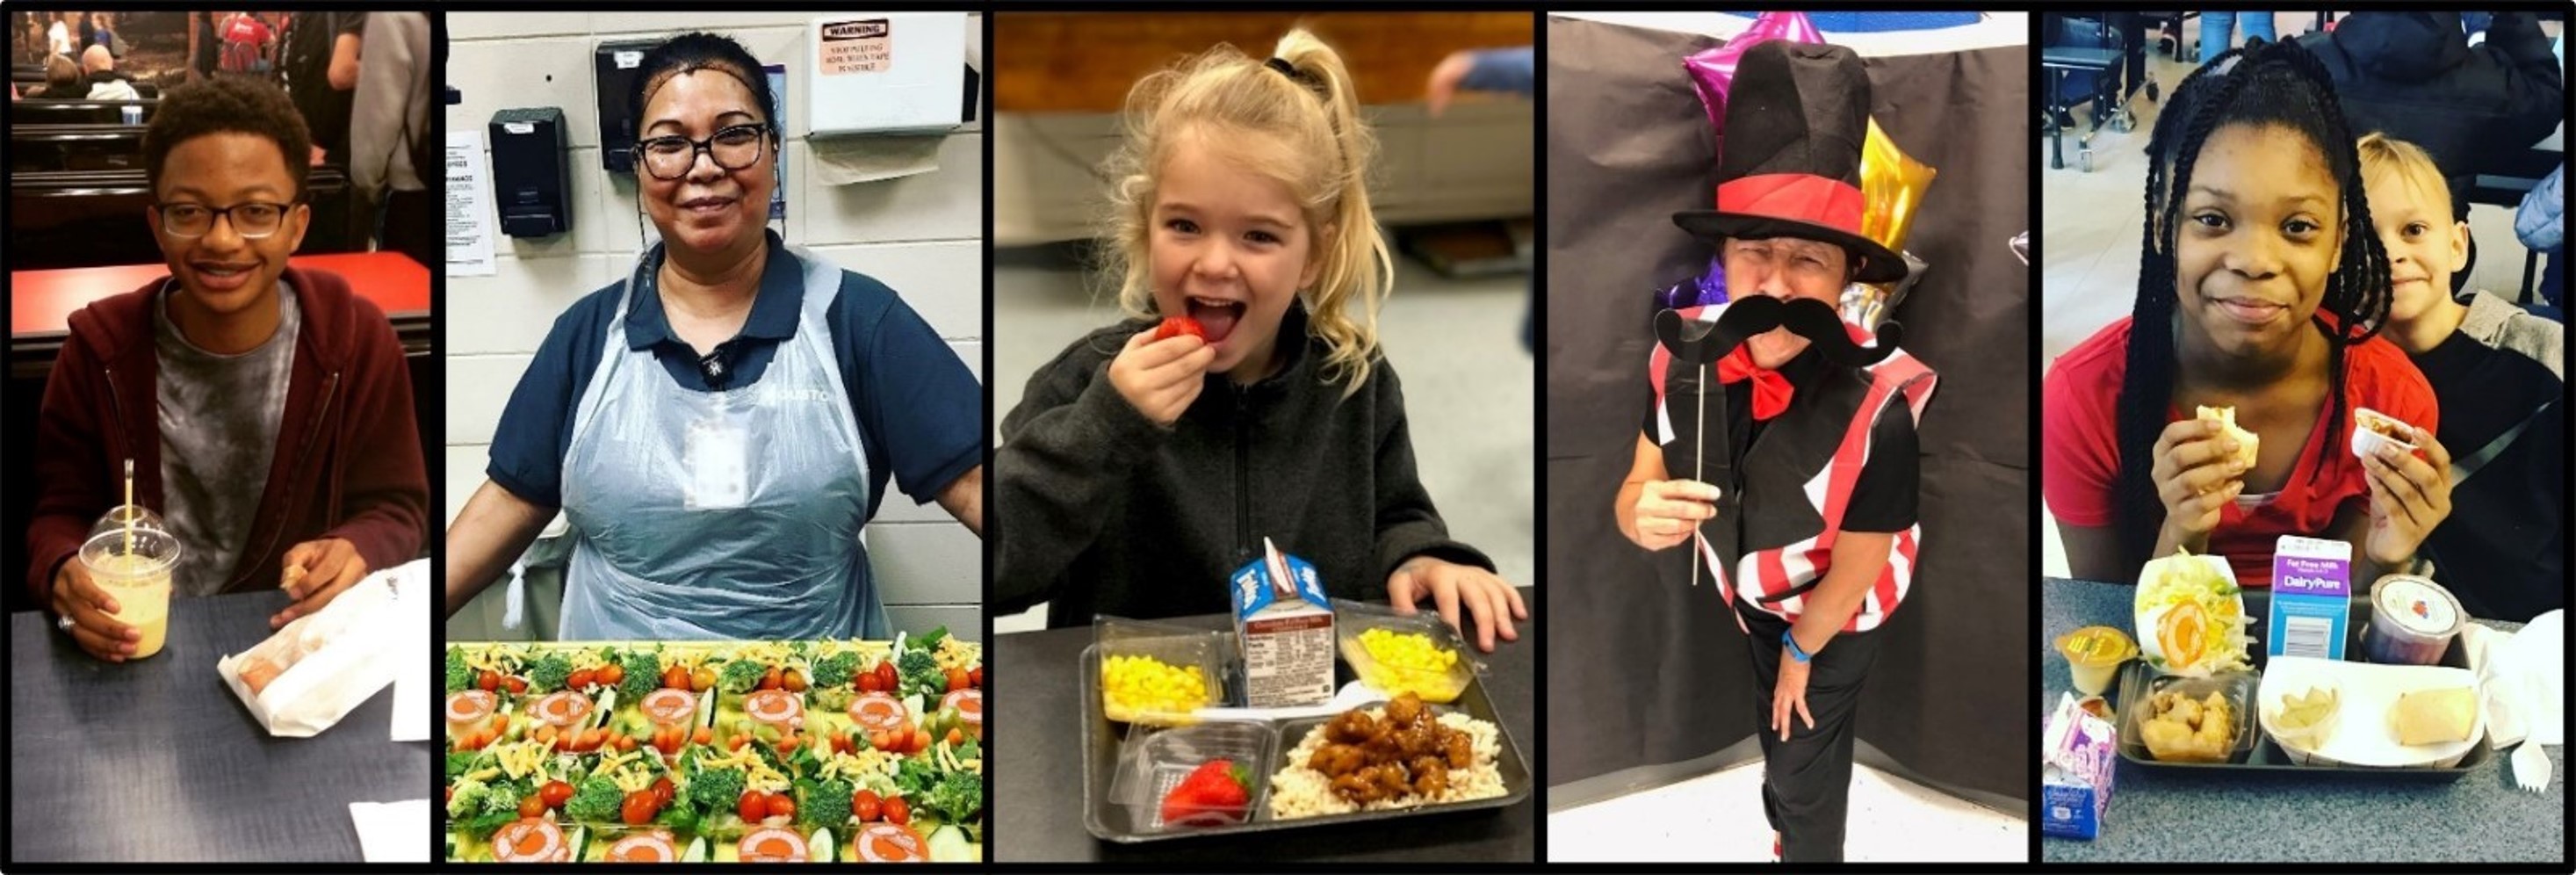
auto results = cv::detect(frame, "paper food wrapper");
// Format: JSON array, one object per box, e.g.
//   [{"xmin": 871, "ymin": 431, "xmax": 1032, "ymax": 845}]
[{"xmin": 218, "ymin": 564, "xmax": 408, "ymax": 737}]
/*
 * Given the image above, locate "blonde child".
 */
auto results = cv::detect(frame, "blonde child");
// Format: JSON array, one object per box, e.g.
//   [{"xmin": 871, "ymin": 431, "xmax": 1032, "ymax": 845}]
[
  {"xmin": 995, "ymin": 30, "xmax": 1525, "ymax": 650},
  {"xmin": 2355, "ymin": 133, "xmax": 2562, "ymax": 620}
]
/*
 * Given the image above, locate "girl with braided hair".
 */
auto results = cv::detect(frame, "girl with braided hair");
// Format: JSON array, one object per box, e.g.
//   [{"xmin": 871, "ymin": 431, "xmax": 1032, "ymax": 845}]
[{"xmin": 2044, "ymin": 39, "xmax": 2449, "ymax": 588}]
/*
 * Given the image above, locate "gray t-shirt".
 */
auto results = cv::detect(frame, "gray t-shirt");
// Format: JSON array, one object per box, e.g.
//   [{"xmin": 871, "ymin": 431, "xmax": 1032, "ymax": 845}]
[{"xmin": 155, "ymin": 282, "xmax": 299, "ymax": 596}]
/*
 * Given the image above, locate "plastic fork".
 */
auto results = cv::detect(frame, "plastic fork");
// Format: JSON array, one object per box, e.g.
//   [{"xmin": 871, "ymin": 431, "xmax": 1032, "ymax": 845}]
[{"xmin": 2511, "ymin": 741, "xmax": 2551, "ymax": 793}]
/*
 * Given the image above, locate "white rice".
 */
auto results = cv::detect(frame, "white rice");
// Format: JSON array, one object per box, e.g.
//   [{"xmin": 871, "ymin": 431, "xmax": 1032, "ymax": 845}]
[{"xmin": 1266, "ymin": 709, "xmax": 1505, "ymax": 820}]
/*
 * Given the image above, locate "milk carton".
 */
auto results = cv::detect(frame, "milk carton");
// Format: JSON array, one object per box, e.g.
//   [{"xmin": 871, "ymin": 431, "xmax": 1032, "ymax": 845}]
[
  {"xmin": 2267, "ymin": 536, "xmax": 2352, "ymax": 662},
  {"xmin": 1230, "ymin": 538, "xmax": 1335, "ymax": 708},
  {"xmin": 2040, "ymin": 693, "xmax": 2117, "ymax": 840}
]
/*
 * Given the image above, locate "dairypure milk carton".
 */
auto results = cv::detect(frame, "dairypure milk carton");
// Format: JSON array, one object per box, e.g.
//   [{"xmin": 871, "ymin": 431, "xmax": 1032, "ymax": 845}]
[
  {"xmin": 2039, "ymin": 693, "xmax": 2117, "ymax": 840},
  {"xmin": 1230, "ymin": 538, "xmax": 1335, "ymax": 708},
  {"xmin": 2267, "ymin": 536, "xmax": 2352, "ymax": 662}
]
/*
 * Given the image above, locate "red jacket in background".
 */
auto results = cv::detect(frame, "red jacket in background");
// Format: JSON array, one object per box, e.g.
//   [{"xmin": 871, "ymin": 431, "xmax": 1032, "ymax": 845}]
[{"xmin": 25, "ymin": 267, "xmax": 429, "ymax": 604}]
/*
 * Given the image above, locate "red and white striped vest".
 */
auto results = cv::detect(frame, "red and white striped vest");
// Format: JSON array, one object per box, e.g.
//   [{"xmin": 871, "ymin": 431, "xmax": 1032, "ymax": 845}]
[{"xmin": 1649, "ymin": 302, "xmax": 1937, "ymax": 633}]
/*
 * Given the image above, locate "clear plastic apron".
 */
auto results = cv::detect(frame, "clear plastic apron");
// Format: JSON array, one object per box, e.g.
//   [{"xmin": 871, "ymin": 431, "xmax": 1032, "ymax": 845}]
[{"xmin": 557, "ymin": 243, "xmax": 886, "ymax": 640}]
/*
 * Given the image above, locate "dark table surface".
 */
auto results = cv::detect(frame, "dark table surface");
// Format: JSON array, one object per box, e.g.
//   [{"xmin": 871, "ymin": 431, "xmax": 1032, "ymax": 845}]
[
  {"xmin": 993, "ymin": 589, "xmax": 1537, "ymax": 863},
  {"xmin": 9, "ymin": 590, "xmax": 429, "ymax": 863},
  {"xmin": 2040, "ymin": 578, "xmax": 2564, "ymax": 863}
]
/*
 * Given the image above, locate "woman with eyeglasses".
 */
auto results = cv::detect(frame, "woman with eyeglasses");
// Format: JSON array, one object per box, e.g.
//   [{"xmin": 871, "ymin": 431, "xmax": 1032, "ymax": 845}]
[
  {"xmin": 26, "ymin": 76, "xmax": 430, "ymax": 662},
  {"xmin": 440, "ymin": 33, "xmax": 984, "ymax": 641}
]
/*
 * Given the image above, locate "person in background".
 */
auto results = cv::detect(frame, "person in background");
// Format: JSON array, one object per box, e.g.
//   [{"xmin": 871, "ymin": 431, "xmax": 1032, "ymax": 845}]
[
  {"xmin": 2515, "ymin": 165, "xmax": 2564, "ymax": 316},
  {"xmin": 80, "ymin": 44, "xmax": 136, "ymax": 101},
  {"xmin": 1425, "ymin": 44, "xmax": 1535, "ymax": 352},
  {"xmin": 2357, "ymin": 133, "xmax": 2561, "ymax": 622},
  {"xmin": 26, "ymin": 76, "xmax": 429, "ymax": 662},
  {"xmin": 47, "ymin": 11, "xmax": 75, "ymax": 59},
  {"xmin": 349, "ymin": 11, "xmax": 436, "ymax": 271},
  {"xmin": 217, "ymin": 11, "xmax": 274, "ymax": 77},
  {"xmin": 40, "ymin": 53, "xmax": 80, "ymax": 98},
  {"xmin": 2297, "ymin": 11, "xmax": 2563, "ymax": 229},
  {"xmin": 441, "ymin": 33, "xmax": 985, "ymax": 640},
  {"xmin": 187, "ymin": 11, "xmax": 220, "ymax": 83},
  {"xmin": 2198, "ymin": 11, "xmax": 2273, "ymax": 64},
  {"xmin": 278, "ymin": 11, "xmax": 363, "ymax": 166},
  {"xmin": 88, "ymin": 11, "xmax": 122, "ymax": 59}
]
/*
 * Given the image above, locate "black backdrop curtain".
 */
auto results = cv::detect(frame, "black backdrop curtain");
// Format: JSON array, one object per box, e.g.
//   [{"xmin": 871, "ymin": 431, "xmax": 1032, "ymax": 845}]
[{"xmin": 1544, "ymin": 15, "xmax": 2031, "ymax": 804}]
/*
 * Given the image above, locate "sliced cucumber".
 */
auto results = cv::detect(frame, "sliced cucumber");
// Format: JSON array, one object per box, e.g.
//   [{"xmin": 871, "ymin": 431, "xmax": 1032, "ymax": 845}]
[
  {"xmin": 585, "ymin": 688, "xmax": 618, "ymax": 734},
  {"xmin": 697, "ymin": 687, "xmax": 720, "ymax": 730},
  {"xmin": 566, "ymin": 825, "xmax": 588, "ymax": 863},
  {"xmin": 681, "ymin": 836, "xmax": 707, "ymax": 863},
  {"xmin": 809, "ymin": 827, "xmax": 836, "ymax": 863},
  {"xmin": 927, "ymin": 824, "xmax": 971, "ymax": 863}
]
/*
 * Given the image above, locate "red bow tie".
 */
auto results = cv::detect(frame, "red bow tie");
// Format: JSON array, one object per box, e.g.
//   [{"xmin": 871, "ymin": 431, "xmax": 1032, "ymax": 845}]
[{"xmin": 1717, "ymin": 346, "xmax": 1793, "ymax": 421}]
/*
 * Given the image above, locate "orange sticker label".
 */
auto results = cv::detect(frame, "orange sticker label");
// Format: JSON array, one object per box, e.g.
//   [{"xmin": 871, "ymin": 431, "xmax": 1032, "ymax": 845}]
[{"xmin": 819, "ymin": 18, "xmax": 891, "ymax": 76}]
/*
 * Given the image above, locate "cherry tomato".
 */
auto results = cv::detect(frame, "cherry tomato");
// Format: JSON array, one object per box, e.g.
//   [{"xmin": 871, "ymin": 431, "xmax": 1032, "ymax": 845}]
[
  {"xmin": 651, "ymin": 777, "xmax": 676, "ymax": 808},
  {"xmin": 783, "ymin": 669, "xmax": 808, "ymax": 692},
  {"xmin": 691, "ymin": 666, "xmax": 717, "ymax": 692},
  {"xmin": 539, "ymin": 780, "xmax": 574, "ymax": 809},
  {"xmin": 944, "ymin": 668, "xmax": 969, "ymax": 693},
  {"xmin": 884, "ymin": 795, "xmax": 910, "ymax": 826},
  {"xmin": 617, "ymin": 733, "xmax": 639, "ymax": 753},
  {"xmin": 663, "ymin": 665, "xmax": 690, "ymax": 691},
  {"xmin": 912, "ymin": 728, "xmax": 933, "ymax": 755},
  {"xmin": 728, "ymin": 734, "xmax": 751, "ymax": 751},
  {"xmin": 852, "ymin": 789, "xmax": 883, "ymax": 822},
  {"xmin": 477, "ymin": 669, "xmax": 500, "ymax": 691},
  {"xmin": 857, "ymin": 672, "xmax": 882, "ymax": 694},
  {"xmin": 776, "ymin": 734, "xmax": 801, "ymax": 755},
  {"xmin": 875, "ymin": 662, "xmax": 898, "ymax": 691},
  {"xmin": 519, "ymin": 795, "xmax": 546, "ymax": 818},
  {"xmin": 766, "ymin": 793, "xmax": 796, "ymax": 820},
  {"xmin": 760, "ymin": 666, "xmax": 782, "ymax": 691},
  {"xmin": 946, "ymin": 727, "xmax": 964, "ymax": 747},
  {"xmin": 970, "ymin": 666, "xmax": 983, "ymax": 689},
  {"xmin": 1153, "ymin": 315, "xmax": 1207, "ymax": 342},
  {"xmin": 694, "ymin": 726, "xmax": 714, "ymax": 746},
  {"xmin": 738, "ymin": 790, "xmax": 767, "ymax": 821},
  {"xmin": 567, "ymin": 668, "xmax": 595, "ymax": 691},
  {"xmin": 597, "ymin": 663, "xmax": 624, "ymax": 686},
  {"xmin": 622, "ymin": 790, "xmax": 656, "ymax": 825},
  {"xmin": 501, "ymin": 675, "xmax": 529, "ymax": 694}
]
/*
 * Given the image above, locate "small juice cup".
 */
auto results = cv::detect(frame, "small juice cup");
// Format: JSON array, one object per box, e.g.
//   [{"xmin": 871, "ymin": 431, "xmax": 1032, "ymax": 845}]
[{"xmin": 79, "ymin": 527, "xmax": 182, "ymax": 659}]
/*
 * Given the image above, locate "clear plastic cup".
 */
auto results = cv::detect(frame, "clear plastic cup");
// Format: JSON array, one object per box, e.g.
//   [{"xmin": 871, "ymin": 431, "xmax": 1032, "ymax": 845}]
[{"xmin": 79, "ymin": 527, "xmax": 181, "ymax": 659}]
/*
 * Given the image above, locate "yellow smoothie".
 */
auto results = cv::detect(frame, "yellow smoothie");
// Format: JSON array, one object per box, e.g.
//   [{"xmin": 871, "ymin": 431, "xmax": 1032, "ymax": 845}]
[{"xmin": 87, "ymin": 552, "xmax": 172, "ymax": 659}]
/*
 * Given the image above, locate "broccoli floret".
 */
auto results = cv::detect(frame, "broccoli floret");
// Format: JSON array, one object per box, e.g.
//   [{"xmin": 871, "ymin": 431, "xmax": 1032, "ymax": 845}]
[
  {"xmin": 898, "ymin": 649, "xmax": 943, "ymax": 697},
  {"xmin": 718, "ymin": 659, "xmax": 765, "ymax": 695},
  {"xmin": 525, "ymin": 652, "xmax": 572, "ymax": 693},
  {"xmin": 653, "ymin": 801, "xmax": 700, "ymax": 835},
  {"xmin": 809, "ymin": 650, "xmax": 860, "ymax": 689},
  {"xmin": 926, "ymin": 770, "xmax": 983, "ymax": 824},
  {"xmin": 458, "ymin": 807, "xmax": 518, "ymax": 842},
  {"xmin": 444, "ymin": 751, "xmax": 477, "ymax": 781},
  {"xmin": 893, "ymin": 757, "xmax": 939, "ymax": 798},
  {"xmin": 686, "ymin": 765, "xmax": 747, "ymax": 814},
  {"xmin": 444, "ymin": 647, "xmax": 471, "ymax": 693},
  {"xmin": 480, "ymin": 782, "xmax": 523, "ymax": 816},
  {"xmin": 619, "ymin": 650, "xmax": 660, "ymax": 702},
  {"xmin": 562, "ymin": 775, "xmax": 624, "ymax": 824},
  {"xmin": 797, "ymin": 777, "xmax": 854, "ymax": 829},
  {"xmin": 445, "ymin": 777, "xmax": 490, "ymax": 820}
]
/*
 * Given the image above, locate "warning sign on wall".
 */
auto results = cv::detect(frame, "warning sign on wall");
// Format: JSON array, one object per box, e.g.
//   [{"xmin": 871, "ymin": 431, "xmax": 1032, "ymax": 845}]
[{"xmin": 819, "ymin": 18, "xmax": 891, "ymax": 76}]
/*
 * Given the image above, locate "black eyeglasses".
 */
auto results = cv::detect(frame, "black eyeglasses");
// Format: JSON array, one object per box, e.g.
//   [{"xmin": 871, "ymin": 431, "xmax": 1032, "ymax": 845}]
[
  {"xmin": 632, "ymin": 124, "xmax": 770, "ymax": 180},
  {"xmin": 152, "ymin": 201, "xmax": 294, "ymax": 239}
]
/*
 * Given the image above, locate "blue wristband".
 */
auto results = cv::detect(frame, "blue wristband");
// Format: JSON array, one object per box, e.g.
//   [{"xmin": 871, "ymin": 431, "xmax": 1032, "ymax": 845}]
[{"xmin": 1783, "ymin": 630, "xmax": 1813, "ymax": 663}]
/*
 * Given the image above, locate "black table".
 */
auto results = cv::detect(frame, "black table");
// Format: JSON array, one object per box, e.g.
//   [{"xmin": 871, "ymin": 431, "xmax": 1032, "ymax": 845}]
[
  {"xmin": 992, "ymin": 589, "xmax": 1537, "ymax": 863},
  {"xmin": 8, "ymin": 590, "xmax": 429, "ymax": 863},
  {"xmin": 2040, "ymin": 578, "xmax": 2563, "ymax": 863}
]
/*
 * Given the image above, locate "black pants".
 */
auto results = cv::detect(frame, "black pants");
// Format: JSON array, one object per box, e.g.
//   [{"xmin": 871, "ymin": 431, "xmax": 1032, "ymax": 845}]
[{"xmin": 1738, "ymin": 600, "xmax": 1887, "ymax": 864}]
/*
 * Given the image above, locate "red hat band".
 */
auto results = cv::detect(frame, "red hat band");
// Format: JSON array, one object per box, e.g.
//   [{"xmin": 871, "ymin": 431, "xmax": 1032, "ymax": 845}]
[{"xmin": 1713, "ymin": 173, "xmax": 1866, "ymax": 236}]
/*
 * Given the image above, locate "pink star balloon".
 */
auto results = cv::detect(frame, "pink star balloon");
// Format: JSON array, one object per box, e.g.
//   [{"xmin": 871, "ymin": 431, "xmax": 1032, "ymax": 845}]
[{"xmin": 1683, "ymin": 11, "xmax": 1827, "ymax": 141}]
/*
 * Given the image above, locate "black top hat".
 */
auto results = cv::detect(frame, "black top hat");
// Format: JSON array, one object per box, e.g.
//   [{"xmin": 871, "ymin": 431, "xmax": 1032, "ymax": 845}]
[{"xmin": 1673, "ymin": 40, "xmax": 1906, "ymax": 284}]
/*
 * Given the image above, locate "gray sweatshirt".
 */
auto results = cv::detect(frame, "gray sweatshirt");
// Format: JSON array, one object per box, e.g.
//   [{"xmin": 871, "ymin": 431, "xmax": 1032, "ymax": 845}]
[{"xmin": 994, "ymin": 305, "xmax": 1493, "ymax": 627}]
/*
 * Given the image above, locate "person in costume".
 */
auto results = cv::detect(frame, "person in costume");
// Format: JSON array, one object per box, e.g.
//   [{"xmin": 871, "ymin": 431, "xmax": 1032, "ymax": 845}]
[{"xmin": 1612, "ymin": 41, "xmax": 1936, "ymax": 864}]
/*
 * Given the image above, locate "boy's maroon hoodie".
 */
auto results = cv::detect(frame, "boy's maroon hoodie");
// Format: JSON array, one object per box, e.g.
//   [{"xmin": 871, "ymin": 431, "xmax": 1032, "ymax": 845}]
[{"xmin": 25, "ymin": 267, "xmax": 429, "ymax": 604}]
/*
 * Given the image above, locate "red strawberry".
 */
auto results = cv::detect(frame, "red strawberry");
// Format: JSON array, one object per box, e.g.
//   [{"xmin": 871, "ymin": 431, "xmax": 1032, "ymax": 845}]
[
  {"xmin": 1158, "ymin": 759, "xmax": 1252, "ymax": 827},
  {"xmin": 1152, "ymin": 316, "xmax": 1206, "ymax": 343}
]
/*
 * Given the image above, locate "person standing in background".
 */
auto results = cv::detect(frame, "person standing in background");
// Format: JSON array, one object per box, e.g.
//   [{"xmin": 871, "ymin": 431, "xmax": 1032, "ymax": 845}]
[
  {"xmin": 278, "ymin": 10, "xmax": 363, "ymax": 165},
  {"xmin": 349, "ymin": 11, "xmax": 435, "ymax": 271},
  {"xmin": 217, "ymin": 11, "xmax": 274, "ymax": 76},
  {"xmin": 47, "ymin": 11, "xmax": 75, "ymax": 59},
  {"xmin": 2197, "ymin": 11, "xmax": 2273, "ymax": 64}
]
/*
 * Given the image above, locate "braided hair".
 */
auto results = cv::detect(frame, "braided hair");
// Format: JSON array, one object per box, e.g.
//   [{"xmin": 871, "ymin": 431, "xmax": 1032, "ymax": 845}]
[{"xmin": 2111, "ymin": 38, "xmax": 2394, "ymax": 574}]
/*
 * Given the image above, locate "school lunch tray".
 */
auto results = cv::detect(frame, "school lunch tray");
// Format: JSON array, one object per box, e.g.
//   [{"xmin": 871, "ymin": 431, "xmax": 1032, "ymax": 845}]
[
  {"xmin": 2107, "ymin": 601, "xmax": 2489, "ymax": 779},
  {"xmin": 1076, "ymin": 640, "xmax": 1532, "ymax": 842}
]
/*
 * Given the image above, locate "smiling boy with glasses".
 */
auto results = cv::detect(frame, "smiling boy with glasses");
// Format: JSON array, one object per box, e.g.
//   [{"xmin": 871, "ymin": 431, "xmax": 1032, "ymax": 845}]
[{"xmin": 26, "ymin": 76, "xmax": 429, "ymax": 662}]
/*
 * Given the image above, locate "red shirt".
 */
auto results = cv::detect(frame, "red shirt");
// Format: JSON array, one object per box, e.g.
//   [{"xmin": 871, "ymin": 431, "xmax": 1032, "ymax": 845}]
[{"xmin": 2042, "ymin": 317, "xmax": 2438, "ymax": 585}]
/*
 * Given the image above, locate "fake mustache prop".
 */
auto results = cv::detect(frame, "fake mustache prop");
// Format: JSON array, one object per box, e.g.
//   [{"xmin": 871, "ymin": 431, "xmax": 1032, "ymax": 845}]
[{"xmin": 1652, "ymin": 294, "xmax": 1904, "ymax": 368}]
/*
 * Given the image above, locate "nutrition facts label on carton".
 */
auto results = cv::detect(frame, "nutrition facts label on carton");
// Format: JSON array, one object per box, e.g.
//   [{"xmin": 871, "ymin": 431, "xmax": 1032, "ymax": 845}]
[{"xmin": 1243, "ymin": 615, "xmax": 1334, "ymax": 706}]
